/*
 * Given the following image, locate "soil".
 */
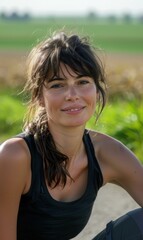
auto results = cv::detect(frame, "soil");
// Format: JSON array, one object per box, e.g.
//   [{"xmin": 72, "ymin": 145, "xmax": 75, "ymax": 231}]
[{"xmin": 73, "ymin": 183, "xmax": 139, "ymax": 239}]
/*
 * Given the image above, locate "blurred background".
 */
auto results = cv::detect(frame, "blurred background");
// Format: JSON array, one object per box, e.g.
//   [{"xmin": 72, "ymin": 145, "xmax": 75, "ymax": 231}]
[{"xmin": 0, "ymin": 0, "xmax": 143, "ymax": 160}]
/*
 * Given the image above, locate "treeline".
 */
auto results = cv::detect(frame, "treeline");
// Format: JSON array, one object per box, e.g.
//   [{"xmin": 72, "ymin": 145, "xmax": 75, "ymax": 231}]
[
  {"xmin": 87, "ymin": 11, "xmax": 143, "ymax": 23},
  {"xmin": 0, "ymin": 10, "xmax": 143, "ymax": 23},
  {"xmin": 0, "ymin": 11, "xmax": 31, "ymax": 20}
]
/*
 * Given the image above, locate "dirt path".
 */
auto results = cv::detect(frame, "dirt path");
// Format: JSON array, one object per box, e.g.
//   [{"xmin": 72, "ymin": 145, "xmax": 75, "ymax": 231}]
[{"xmin": 73, "ymin": 184, "xmax": 139, "ymax": 239}]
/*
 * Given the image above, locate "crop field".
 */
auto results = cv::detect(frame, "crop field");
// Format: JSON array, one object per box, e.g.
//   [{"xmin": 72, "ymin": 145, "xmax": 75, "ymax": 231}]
[
  {"xmin": 0, "ymin": 19, "xmax": 143, "ymax": 160},
  {"xmin": 0, "ymin": 18, "xmax": 143, "ymax": 52}
]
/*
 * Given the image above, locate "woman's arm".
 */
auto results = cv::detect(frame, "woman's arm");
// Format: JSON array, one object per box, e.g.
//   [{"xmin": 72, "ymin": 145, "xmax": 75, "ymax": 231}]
[
  {"xmin": 91, "ymin": 131, "xmax": 143, "ymax": 207},
  {"xmin": 108, "ymin": 140, "xmax": 143, "ymax": 207},
  {"xmin": 0, "ymin": 138, "xmax": 30, "ymax": 240}
]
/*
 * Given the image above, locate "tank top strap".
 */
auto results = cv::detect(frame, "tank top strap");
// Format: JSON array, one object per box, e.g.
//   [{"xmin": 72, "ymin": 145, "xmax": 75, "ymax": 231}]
[
  {"xmin": 83, "ymin": 130, "xmax": 103, "ymax": 189},
  {"xmin": 17, "ymin": 133, "xmax": 43, "ymax": 202}
]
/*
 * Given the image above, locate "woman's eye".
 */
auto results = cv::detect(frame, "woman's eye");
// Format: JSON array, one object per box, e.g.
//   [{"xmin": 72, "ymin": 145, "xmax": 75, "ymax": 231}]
[
  {"xmin": 78, "ymin": 80, "xmax": 90, "ymax": 85},
  {"xmin": 50, "ymin": 83, "xmax": 64, "ymax": 89}
]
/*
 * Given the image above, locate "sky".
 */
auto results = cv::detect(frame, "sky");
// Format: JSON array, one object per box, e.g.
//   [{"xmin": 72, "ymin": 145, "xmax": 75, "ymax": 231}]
[{"xmin": 0, "ymin": 0, "xmax": 143, "ymax": 17}]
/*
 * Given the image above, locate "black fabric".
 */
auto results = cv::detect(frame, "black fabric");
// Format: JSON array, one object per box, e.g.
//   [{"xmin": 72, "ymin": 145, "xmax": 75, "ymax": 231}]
[
  {"xmin": 106, "ymin": 221, "xmax": 113, "ymax": 240},
  {"xmin": 127, "ymin": 208, "xmax": 143, "ymax": 235},
  {"xmin": 92, "ymin": 208, "xmax": 143, "ymax": 240},
  {"xmin": 17, "ymin": 131, "xmax": 103, "ymax": 240}
]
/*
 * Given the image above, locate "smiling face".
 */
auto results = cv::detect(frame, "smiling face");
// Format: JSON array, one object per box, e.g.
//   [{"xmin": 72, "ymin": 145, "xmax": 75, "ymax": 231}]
[{"xmin": 41, "ymin": 63, "xmax": 98, "ymax": 131}]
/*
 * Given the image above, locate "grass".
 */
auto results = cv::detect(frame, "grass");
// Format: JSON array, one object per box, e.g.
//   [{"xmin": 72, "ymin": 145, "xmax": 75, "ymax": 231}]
[
  {"xmin": 0, "ymin": 89, "xmax": 25, "ymax": 142},
  {"xmin": 0, "ymin": 18, "xmax": 143, "ymax": 52},
  {"xmin": 86, "ymin": 99, "xmax": 143, "ymax": 161}
]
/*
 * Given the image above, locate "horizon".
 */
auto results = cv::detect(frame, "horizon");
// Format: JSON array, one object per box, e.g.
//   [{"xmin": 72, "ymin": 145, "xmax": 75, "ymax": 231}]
[{"xmin": 0, "ymin": 0, "xmax": 143, "ymax": 17}]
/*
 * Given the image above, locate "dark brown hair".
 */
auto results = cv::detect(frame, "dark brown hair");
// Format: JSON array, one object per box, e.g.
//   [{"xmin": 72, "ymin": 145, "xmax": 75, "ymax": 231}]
[{"xmin": 23, "ymin": 31, "xmax": 107, "ymax": 188}]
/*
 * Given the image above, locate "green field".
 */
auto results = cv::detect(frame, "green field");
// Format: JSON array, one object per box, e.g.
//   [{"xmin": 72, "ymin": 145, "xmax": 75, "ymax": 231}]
[{"xmin": 0, "ymin": 18, "xmax": 143, "ymax": 52}]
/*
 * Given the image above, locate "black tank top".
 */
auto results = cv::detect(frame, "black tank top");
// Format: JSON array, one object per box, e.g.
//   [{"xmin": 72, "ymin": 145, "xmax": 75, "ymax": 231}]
[{"xmin": 17, "ymin": 131, "xmax": 103, "ymax": 240}]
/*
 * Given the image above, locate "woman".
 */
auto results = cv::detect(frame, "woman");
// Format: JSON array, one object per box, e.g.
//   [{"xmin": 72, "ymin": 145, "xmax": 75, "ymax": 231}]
[{"xmin": 0, "ymin": 31, "xmax": 143, "ymax": 240}]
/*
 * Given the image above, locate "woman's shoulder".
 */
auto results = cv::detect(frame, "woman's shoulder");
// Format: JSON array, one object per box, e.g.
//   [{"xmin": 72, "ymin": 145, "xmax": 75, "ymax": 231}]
[
  {"xmin": 87, "ymin": 129, "xmax": 143, "ymax": 185},
  {"xmin": 0, "ymin": 136, "xmax": 30, "ymax": 160},
  {"xmin": 0, "ymin": 137, "xmax": 31, "ymax": 181},
  {"xmin": 87, "ymin": 129, "xmax": 130, "ymax": 161},
  {"xmin": 87, "ymin": 129, "xmax": 129, "ymax": 182},
  {"xmin": 87, "ymin": 129, "xmax": 120, "ymax": 148}
]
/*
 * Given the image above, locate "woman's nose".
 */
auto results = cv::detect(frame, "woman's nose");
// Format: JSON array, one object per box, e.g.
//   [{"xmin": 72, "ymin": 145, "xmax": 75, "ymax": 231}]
[{"xmin": 65, "ymin": 86, "xmax": 79, "ymax": 101}]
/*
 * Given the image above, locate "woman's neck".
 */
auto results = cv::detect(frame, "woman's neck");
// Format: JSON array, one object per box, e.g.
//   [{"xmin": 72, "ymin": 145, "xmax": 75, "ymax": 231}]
[{"xmin": 48, "ymin": 124, "xmax": 85, "ymax": 161}]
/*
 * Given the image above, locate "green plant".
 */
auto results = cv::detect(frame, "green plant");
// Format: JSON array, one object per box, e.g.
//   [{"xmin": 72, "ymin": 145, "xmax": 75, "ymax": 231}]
[
  {"xmin": 0, "ymin": 89, "xmax": 25, "ymax": 142},
  {"xmin": 87, "ymin": 99, "xmax": 143, "ymax": 161}
]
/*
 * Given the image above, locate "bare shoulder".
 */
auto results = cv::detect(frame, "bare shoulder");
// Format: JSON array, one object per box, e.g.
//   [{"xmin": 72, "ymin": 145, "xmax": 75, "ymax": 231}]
[
  {"xmin": 87, "ymin": 129, "xmax": 143, "ymax": 186},
  {"xmin": 87, "ymin": 129, "xmax": 121, "ymax": 173},
  {"xmin": 0, "ymin": 137, "xmax": 30, "ymax": 165},
  {"xmin": 88, "ymin": 129, "xmax": 121, "ymax": 154},
  {"xmin": 0, "ymin": 137, "xmax": 31, "ymax": 194}
]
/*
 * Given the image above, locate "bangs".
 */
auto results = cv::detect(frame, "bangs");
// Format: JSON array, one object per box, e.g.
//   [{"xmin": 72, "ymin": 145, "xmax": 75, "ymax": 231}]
[{"xmin": 44, "ymin": 46, "xmax": 93, "ymax": 82}]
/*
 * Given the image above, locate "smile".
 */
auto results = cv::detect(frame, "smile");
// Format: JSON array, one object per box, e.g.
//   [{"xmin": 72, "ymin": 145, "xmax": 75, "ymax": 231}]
[{"xmin": 61, "ymin": 106, "xmax": 85, "ymax": 113}]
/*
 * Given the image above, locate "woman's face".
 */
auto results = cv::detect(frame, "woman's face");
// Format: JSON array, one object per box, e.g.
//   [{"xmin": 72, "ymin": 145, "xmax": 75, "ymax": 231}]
[{"xmin": 41, "ymin": 63, "xmax": 98, "ymax": 130}]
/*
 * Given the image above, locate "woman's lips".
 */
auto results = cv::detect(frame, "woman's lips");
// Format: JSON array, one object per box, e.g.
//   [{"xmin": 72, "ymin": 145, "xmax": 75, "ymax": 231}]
[{"xmin": 61, "ymin": 106, "xmax": 85, "ymax": 113}]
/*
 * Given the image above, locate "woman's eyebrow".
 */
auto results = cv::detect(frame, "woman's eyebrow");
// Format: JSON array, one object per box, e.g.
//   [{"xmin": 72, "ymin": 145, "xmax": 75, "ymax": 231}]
[
  {"xmin": 76, "ymin": 75, "xmax": 89, "ymax": 79},
  {"xmin": 48, "ymin": 75, "xmax": 89, "ymax": 82},
  {"xmin": 48, "ymin": 77, "xmax": 65, "ymax": 82}
]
